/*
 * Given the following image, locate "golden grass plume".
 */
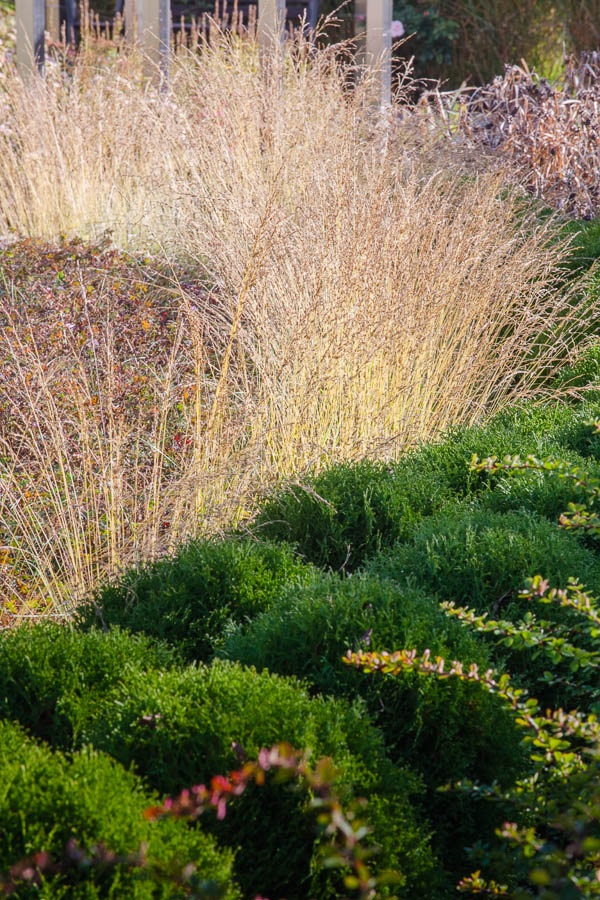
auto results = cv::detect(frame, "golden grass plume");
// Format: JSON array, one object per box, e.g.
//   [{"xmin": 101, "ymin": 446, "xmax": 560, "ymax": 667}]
[{"xmin": 0, "ymin": 33, "xmax": 594, "ymax": 614}]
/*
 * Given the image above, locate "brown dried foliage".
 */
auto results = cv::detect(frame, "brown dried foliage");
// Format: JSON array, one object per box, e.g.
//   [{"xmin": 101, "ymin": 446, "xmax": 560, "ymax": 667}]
[{"xmin": 459, "ymin": 54, "xmax": 600, "ymax": 218}]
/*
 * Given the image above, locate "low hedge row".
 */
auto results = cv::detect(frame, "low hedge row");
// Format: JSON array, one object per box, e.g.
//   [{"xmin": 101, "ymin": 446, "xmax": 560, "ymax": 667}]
[
  {"xmin": 252, "ymin": 400, "xmax": 600, "ymax": 572},
  {"xmin": 0, "ymin": 718, "xmax": 239, "ymax": 899},
  {"xmin": 77, "ymin": 659, "xmax": 440, "ymax": 898},
  {"xmin": 0, "ymin": 626, "xmax": 180, "ymax": 748},
  {"xmin": 78, "ymin": 537, "xmax": 314, "ymax": 664},
  {"xmin": 221, "ymin": 571, "xmax": 525, "ymax": 874},
  {"xmin": 4, "ymin": 398, "xmax": 600, "ymax": 897},
  {"xmin": 0, "ymin": 625, "xmax": 443, "ymax": 898}
]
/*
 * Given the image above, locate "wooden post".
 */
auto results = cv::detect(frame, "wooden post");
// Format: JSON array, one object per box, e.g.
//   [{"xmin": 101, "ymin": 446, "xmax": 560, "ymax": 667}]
[
  {"xmin": 355, "ymin": 0, "xmax": 392, "ymax": 110},
  {"xmin": 124, "ymin": 0, "xmax": 141, "ymax": 42},
  {"xmin": 354, "ymin": 0, "xmax": 367, "ymax": 68},
  {"xmin": 45, "ymin": 0, "xmax": 60, "ymax": 43},
  {"xmin": 307, "ymin": 0, "xmax": 319, "ymax": 35},
  {"xmin": 257, "ymin": 0, "xmax": 285, "ymax": 63},
  {"xmin": 64, "ymin": 0, "xmax": 78, "ymax": 44},
  {"xmin": 142, "ymin": 0, "xmax": 170, "ymax": 83},
  {"xmin": 16, "ymin": 0, "xmax": 45, "ymax": 75}
]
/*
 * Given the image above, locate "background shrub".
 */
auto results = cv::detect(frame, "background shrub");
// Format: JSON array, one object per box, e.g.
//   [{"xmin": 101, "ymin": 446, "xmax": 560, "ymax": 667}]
[
  {"xmin": 390, "ymin": 0, "xmax": 600, "ymax": 87},
  {"xmin": 410, "ymin": 404, "xmax": 600, "ymax": 487},
  {"xmin": 364, "ymin": 503, "xmax": 600, "ymax": 709},
  {"xmin": 551, "ymin": 341, "xmax": 600, "ymax": 401},
  {"xmin": 78, "ymin": 537, "xmax": 313, "ymax": 662},
  {"xmin": 252, "ymin": 402, "xmax": 600, "ymax": 572},
  {"xmin": 558, "ymin": 218, "xmax": 600, "ymax": 274},
  {"xmin": 365, "ymin": 505, "xmax": 600, "ymax": 618},
  {"xmin": 253, "ymin": 459, "xmax": 457, "ymax": 572},
  {"xmin": 0, "ymin": 719, "xmax": 239, "ymax": 899}
]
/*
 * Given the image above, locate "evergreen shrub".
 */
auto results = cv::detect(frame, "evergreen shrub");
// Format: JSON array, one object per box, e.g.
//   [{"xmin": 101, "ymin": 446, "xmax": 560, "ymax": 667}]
[
  {"xmin": 406, "ymin": 402, "xmax": 600, "ymax": 496},
  {"xmin": 474, "ymin": 454, "xmax": 597, "ymax": 521},
  {"xmin": 222, "ymin": 571, "xmax": 525, "ymax": 877},
  {"xmin": 253, "ymin": 458, "xmax": 456, "ymax": 571},
  {"xmin": 0, "ymin": 624, "xmax": 178, "ymax": 748},
  {"xmin": 552, "ymin": 342, "xmax": 600, "ymax": 396},
  {"xmin": 0, "ymin": 719, "xmax": 239, "ymax": 899},
  {"xmin": 559, "ymin": 217, "xmax": 600, "ymax": 273},
  {"xmin": 78, "ymin": 537, "xmax": 312, "ymax": 662},
  {"xmin": 73, "ymin": 659, "xmax": 441, "ymax": 899},
  {"xmin": 253, "ymin": 403, "xmax": 600, "ymax": 573},
  {"xmin": 365, "ymin": 505, "xmax": 600, "ymax": 619},
  {"xmin": 365, "ymin": 503, "xmax": 600, "ymax": 707}
]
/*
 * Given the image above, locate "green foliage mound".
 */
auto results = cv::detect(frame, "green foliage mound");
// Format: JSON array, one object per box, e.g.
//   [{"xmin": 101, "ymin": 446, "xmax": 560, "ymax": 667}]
[
  {"xmin": 0, "ymin": 624, "xmax": 179, "ymax": 748},
  {"xmin": 78, "ymin": 537, "xmax": 313, "ymax": 662},
  {"xmin": 0, "ymin": 719, "xmax": 239, "ymax": 899},
  {"xmin": 253, "ymin": 403, "xmax": 600, "ymax": 572},
  {"xmin": 253, "ymin": 458, "xmax": 456, "ymax": 572},
  {"xmin": 346, "ymin": 444, "xmax": 600, "ymax": 898},
  {"xmin": 552, "ymin": 342, "xmax": 600, "ymax": 397},
  {"xmin": 222, "ymin": 571, "xmax": 525, "ymax": 877},
  {"xmin": 72, "ymin": 659, "xmax": 442, "ymax": 900},
  {"xmin": 411, "ymin": 404, "xmax": 600, "ymax": 493},
  {"xmin": 365, "ymin": 505, "xmax": 600, "ymax": 620},
  {"xmin": 559, "ymin": 217, "xmax": 600, "ymax": 274},
  {"xmin": 222, "ymin": 572, "xmax": 521, "ymax": 780}
]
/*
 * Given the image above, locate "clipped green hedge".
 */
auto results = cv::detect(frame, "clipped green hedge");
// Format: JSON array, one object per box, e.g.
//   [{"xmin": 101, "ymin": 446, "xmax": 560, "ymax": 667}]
[
  {"xmin": 407, "ymin": 402, "xmax": 600, "ymax": 484},
  {"xmin": 221, "ymin": 571, "xmax": 525, "ymax": 877},
  {"xmin": 252, "ymin": 402, "xmax": 600, "ymax": 572},
  {"xmin": 78, "ymin": 537, "xmax": 313, "ymax": 662},
  {"xmin": 0, "ymin": 719, "xmax": 239, "ymax": 899},
  {"xmin": 221, "ymin": 571, "xmax": 520, "ymax": 780},
  {"xmin": 253, "ymin": 458, "xmax": 456, "ymax": 572},
  {"xmin": 71, "ymin": 659, "xmax": 443, "ymax": 900},
  {"xmin": 365, "ymin": 505, "xmax": 600, "ymax": 619},
  {"xmin": 552, "ymin": 342, "xmax": 600, "ymax": 395},
  {"xmin": 363, "ymin": 503, "xmax": 600, "ymax": 709},
  {"xmin": 0, "ymin": 624, "xmax": 179, "ymax": 748}
]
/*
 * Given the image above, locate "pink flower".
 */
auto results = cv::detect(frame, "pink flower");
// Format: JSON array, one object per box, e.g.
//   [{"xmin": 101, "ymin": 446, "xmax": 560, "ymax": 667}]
[{"xmin": 391, "ymin": 19, "xmax": 405, "ymax": 38}]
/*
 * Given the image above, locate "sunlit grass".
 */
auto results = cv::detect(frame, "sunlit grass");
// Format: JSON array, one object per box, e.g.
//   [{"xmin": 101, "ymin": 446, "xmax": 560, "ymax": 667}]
[{"xmin": 0, "ymin": 32, "xmax": 594, "ymax": 616}]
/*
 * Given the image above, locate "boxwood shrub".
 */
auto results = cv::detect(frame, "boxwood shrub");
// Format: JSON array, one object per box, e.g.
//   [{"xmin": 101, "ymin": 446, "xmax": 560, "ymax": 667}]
[
  {"xmin": 363, "ymin": 503, "xmax": 600, "ymax": 709},
  {"xmin": 365, "ymin": 504, "xmax": 600, "ymax": 619},
  {"xmin": 408, "ymin": 402, "xmax": 600, "ymax": 495},
  {"xmin": 72, "ymin": 659, "xmax": 444, "ymax": 900},
  {"xmin": 0, "ymin": 719, "xmax": 239, "ymax": 899},
  {"xmin": 252, "ymin": 458, "xmax": 456, "ymax": 572},
  {"xmin": 78, "ymin": 537, "xmax": 313, "ymax": 662},
  {"xmin": 0, "ymin": 624, "xmax": 179, "ymax": 748},
  {"xmin": 252, "ymin": 402, "xmax": 600, "ymax": 572},
  {"xmin": 221, "ymin": 571, "xmax": 525, "ymax": 877}
]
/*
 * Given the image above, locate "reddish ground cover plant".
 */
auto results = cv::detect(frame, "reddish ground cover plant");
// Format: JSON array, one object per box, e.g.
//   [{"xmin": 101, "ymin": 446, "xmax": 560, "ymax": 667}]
[{"xmin": 0, "ymin": 237, "xmax": 207, "ymax": 619}]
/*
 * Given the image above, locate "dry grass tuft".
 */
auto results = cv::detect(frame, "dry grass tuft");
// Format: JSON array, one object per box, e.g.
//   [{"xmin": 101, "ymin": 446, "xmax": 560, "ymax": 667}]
[
  {"xmin": 0, "ymin": 241, "xmax": 203, "ymax": 620},
  {"xmin": 0, "ymin": 33, "xmax": 594, "ymax": 615}
]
